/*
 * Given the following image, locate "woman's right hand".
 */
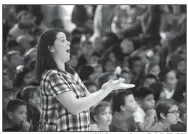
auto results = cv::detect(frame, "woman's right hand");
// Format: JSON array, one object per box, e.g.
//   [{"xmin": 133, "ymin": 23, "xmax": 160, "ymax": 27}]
[{"xmin": 101, "ymin": 78, "xmax": 135, "ymax": 91}]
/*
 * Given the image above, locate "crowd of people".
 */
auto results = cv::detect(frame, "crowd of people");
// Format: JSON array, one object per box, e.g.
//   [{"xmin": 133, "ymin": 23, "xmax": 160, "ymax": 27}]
[{"xmin": 3, "ymin": 5, "xmax": 186, "ymax": 131}]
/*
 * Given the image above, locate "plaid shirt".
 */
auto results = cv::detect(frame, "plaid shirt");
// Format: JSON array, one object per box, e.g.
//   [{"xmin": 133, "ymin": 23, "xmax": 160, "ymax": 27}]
[{"xmin": 39, "ymin": 69, "xmax": 90, "ymax": 131}]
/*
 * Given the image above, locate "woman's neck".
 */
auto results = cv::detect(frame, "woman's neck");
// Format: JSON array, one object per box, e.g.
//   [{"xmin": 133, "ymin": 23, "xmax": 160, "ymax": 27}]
[
  {"xmin": 97, "ymin": 123, "xmax": 109, "ymax": 131},
  {"xmin": 55, "ymin": 58, "xmax": 65, "ymax": 71}
]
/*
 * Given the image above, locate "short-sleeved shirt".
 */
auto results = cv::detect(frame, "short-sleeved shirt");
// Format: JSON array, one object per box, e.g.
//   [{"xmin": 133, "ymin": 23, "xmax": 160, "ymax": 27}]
[
  {"xmin": 110, "ymin": 111, "xmax": 137, "ymax": 131},
  {"xmin": 39, "ymin": 69, "xmax": 90, "ymax": 131}
]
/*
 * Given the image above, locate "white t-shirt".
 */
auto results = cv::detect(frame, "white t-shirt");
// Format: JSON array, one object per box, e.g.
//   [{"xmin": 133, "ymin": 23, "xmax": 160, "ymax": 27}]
[
  {"xmin": 133, "ymin": 105, "xmax": 146, "ymax": 124},
  {"xmin": 164, "ymin": 88, "xmax": 175, "ymax": 99}
]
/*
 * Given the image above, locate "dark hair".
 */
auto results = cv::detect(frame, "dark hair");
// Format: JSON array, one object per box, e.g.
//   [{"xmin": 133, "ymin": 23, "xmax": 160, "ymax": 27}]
[
  {"xmin": 83, "ymin": 80, "xmax": 98, "ymax": 89},
  {"xmin": 155, "ymin": 99, "xmax": 178, "ymax": 120},
  {"xmin": 147, "ymin": 62, "xmax": 159, "ymax": 74},
  {"xmin": 113, "ymin": 89, "xmax": 133, "ymax": 112},
  {"xmin": 96, "ymin": 72, "xmax": 114, "ymax": 88},
  {"xmin": 92, "ymin": 101, "xmax": 111, "ymax": 122},
  {"xmin": 35, "ymin": 28, "xmax": 74, "ymax": 82},
  {"xmin": 135, "ymin": 87, "xmax": 154, "ymax": 100},
  {"xmin": 17, "ymin": 86, "xmax": 39, "ymax": 103},
  {"xmin": 78, "ymin": 65, "xmax": 94, "ymax": 81},
  {"xmin": 6, "ymin": 40, "xmax": 20, "ymax": 50},
  {"xmin": 149, "ymin": 83, "xmax": 164, "ymax": 101},
  {"xmin": 158, "ymin": 67, "xmax": 173, "ymax": 82},
  {"xmin": 128, "ymin": 56, "xmax": 142, "ymax": 69},
  {"xmin": 143, "ymin": 74, "xmax": 157, "ymax": 82},
  {"xmin": 6, "ymin": 99, "xmax": 27, "ymax": 113},
  {"xmin": 14, "ymin": 66, "xmax": 33, "ymax": 87}
]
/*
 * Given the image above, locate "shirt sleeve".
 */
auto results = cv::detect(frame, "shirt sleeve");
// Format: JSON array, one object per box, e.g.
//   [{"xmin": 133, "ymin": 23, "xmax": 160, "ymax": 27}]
[{"xmin": 47, "ymin": 70, "xmax": 72, "ymax": 98}]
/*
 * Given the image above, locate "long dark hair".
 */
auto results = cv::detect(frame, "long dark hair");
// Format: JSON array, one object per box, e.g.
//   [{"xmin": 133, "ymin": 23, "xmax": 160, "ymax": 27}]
[{"xmin": 35, "ymin": 28, "xmax": 74, "ymax": 82}]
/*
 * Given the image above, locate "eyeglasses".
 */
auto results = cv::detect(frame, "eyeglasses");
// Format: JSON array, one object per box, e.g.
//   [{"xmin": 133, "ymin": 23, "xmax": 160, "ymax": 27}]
[{"xmin": 168, "ymin": 110, "xmax": 180, "ymax": 116}]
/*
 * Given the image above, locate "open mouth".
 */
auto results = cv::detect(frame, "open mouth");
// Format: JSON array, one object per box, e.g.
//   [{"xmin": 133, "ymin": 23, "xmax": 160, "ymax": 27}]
[{"xmin": 66, "ymin": 49, "xmax": 70, "ymax": 53}]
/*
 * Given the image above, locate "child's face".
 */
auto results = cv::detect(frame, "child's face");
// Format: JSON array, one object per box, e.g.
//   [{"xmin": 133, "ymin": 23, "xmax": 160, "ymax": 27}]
[
  {"xmin": 120, "ymin": 72, "xmax": 131, "ymax": 84},
  {"xmin": 124, "ymin": 94, "xmax": 137, "ymax": 113},
  {"xmin": 120, "ymin": 39, "xmax": 134, "ymax": 54},
  {"xmin": 9, "ymin": 105, "xmax": 27, "ymax": 126},
  {"xmin": 23, "ymin": 72, "xmax": 34, "ymax": 85},
  {"xmin": 28, "ymin": 92, "xmax": 41, "ymax": 108},
  {"xmin": 95, "ymin": 107, "xmax": 112, "ymax": 125},
  {"xmin": 177, "ymin": 60, "xmax": 186, "ymax": 74},
  {"xmin": 104, "ymin": 60, "xmax": 116, "ymax": 72},
  {"xmin": 166, "ymin": 105, "xmax": 179, "ymax": 125},
  {"xmin": 141, "ymin": 94, "xmax": 155, "ymax": 110},
  {"xmin": 3, "ymin": 74, "xmax": 13, "ymax": 90},
  {"xmin": 8, "ymin": 53, "xmax": 23, "ymax": 69},
  {"xmin": 149, "ymin": 65, "xmax": 160, "ymax": 77},
  {"xmin": 165, "ymin": 71, "xmax": 177, "ymax": 89},
  {"xmin": 132, "ymin": 60, "xmax": 142, "ymax": 73},
  {"xmin": 143, "ymin": 78, "xmax": 156, "ymax": 87},
  {"xmin": 88, "ymin": 85, "xmax": 98, "ymax": 93}
]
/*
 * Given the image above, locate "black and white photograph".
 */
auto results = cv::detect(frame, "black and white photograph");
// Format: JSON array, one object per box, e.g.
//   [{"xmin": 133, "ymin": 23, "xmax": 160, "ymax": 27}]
[{"xmin": 2, "ymin": 4, "xmax": 187, "ymax": 132}]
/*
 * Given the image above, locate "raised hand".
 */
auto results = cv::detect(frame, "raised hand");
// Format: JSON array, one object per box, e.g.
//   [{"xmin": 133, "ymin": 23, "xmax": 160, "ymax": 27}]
[{"xmin": 101, "ymin": 77, "xmax": 135, "ymax": 91}]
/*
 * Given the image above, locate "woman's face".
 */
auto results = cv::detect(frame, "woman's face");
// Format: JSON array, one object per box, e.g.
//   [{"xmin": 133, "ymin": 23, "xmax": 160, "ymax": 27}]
[
  {"xmin": 166, "ymin": 105, "xmax": 179, "ymax": 125},
  {"xmin": 165, "ymin": 71, "xmax": 177, "ymax": 89},
  {"xmin": 51, "ymin": 32, "xmax": 71, "ymax": 63}
]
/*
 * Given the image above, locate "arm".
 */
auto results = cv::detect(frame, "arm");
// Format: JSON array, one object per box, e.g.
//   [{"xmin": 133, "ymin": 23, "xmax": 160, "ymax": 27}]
[{"xmin": 56, "ymin": 86, "xmax": 112, "ymax": 115}]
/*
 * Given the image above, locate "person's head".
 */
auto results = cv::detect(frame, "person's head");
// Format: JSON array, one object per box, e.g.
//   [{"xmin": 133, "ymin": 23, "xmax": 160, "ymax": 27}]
[
  {"xmin": 113, "ymin": 89, "xmax": 137, "ymax": 113},
  {"xmin": 96, "ymin": 72, "xmax": 116, "ymax": 88},
  {"xmin": 159, "ymin": 68, "xmax": 177, "ymax": 90},
  {"xmin": 14, "ymin": 65, "xmax": 34, "ymax": 87},
  {"xmin": 18, "ymin": 86, "xmax": 40, "ymax": 109},
  {"xmin": 4, "ymin": 50, "xmax": 23, "ymax": 70},
  {"xmin": 136, "ymin": 87, "xmax": 155, "ymax": 111},
  {"xmin": 147, "ymin": 62, "xmax": 160, "ymax": 77},
  {"xmin": 119, "ymin": 67, "xmax": 131, "ymax": 84},
  {"xmin": 128, "ymin": 56, "xmax": 143, "ymax": 74},
  {"xmin": 92, "ymin": 101, "xmax": 112, "ymax": 126},
  {"xmin": 83, "ymin": 80, "xmax": 98, "ymax": 93},
  {"xmin": 143, "ymin": 74, "xmax": 157, "ymax": 88},
  {"xmin": 5, "ymin": 99, "xmax": 27, "ymax": 126},
  {"xmin": 80, "ymin": 34, "xmax": 94, "ymax": 56},
  {"xmin": 176, "ymin": 58, "xmax": 186, "ymax": 74},
  {"xmin": 16, "ymin": 35, "xmax": 32, "ymax": 52},
  {"xmin": 150, "ymin": 83, "xmax": 166, "ymax": 102},
  {"xmin": 35, "ymin": 28, "xmax": 71, "ymax": 82},
  {"xmin": 23, "ymin": 47, "xmax": 37, "ymax": 65},
  {"xmin": 3, "ymin": 71, "xmax": 13, "ymax": 90},
  {"xmin": 6, "ymin": 39, "xmax": 22, "ymax": 53},
  {"xmin": 155, "ymin": 99, "xmax": 179, "ymax": 125},
  {"xmin": 17, "ymin": 10, "xmax": 36, "ymax": 29},
  {"xmin": 78, "ymin": 65, "xmax": 94, "ymax": 81},
  {"xmin": 89, "ymin": 52, "xmax": 100, "ymax": 65},
  {"xmin": 120, "ymin": 39, "xmax": 135, "ymax": 55}
]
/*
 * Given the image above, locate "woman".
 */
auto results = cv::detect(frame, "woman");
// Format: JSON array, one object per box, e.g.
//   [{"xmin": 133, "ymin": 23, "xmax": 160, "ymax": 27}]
[{"xmin": 35, "ymin": 28, "xmax": 134, "ymax": 131}]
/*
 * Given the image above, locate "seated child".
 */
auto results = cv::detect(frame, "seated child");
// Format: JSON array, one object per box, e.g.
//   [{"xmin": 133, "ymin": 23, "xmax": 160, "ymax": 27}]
[
  {"xmin": 90, "ymin": 101, "xmax": 112, "ymax": 131},
  {"xmin": 110, "ymin": 89, "xmax": 138, "ymax": 131},
  {"xmin": 149, "ymin": 99, "xmax": 179, "ymax": 131},
  {"xmin": 3, "ymin": 99, "xmax": 31, "ymax": 131},
  {"xmin": 17, "ymin": 86, "xmax": 41, "ymax": 131},
  {"xmin": 133, "ymin": 87, "xmax": 157, "ymax": 131}
]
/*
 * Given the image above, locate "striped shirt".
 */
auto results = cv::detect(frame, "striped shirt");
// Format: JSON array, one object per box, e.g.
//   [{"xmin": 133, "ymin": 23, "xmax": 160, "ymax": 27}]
[{"xmin": 39, "ymin": 69, "xmax": 90, "ymax": 131}]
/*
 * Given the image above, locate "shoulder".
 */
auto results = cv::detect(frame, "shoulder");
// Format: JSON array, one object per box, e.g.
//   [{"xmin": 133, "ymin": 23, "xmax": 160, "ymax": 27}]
[
  {"xmin": 89, "ymin": 124, "xmax": 100, "ymax": 131},
  {"xmin": 149, "ymin": 122, "xmax": 163, "ymax": 131}
]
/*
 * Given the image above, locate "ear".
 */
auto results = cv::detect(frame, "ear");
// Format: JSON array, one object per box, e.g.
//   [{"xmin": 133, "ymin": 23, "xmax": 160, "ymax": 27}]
[
  {"xmin": 93, "ymin": 115, "xmax": 98, "ymax": 122},
  {"xmin": 7, "ymin": 111, "xmax": 13, "ymax": 120},
  {"xmin": 48, "ymin": 46, "xmax": 55, "ymax": 52},
  {"xmin": 120, "ymin": 105, "xmax": 126, "ymax": 111},
  {"xmin": 160, "ymin": 113, "xmax": 166, "ymax": 119}
]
